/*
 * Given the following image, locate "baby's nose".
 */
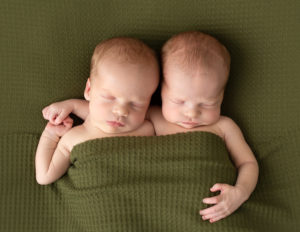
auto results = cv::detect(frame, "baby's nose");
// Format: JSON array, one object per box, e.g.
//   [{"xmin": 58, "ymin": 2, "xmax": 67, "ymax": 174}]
[
  {"xmin": 113, "ymin": 105, "xmax": 129, "ymax": 117},
  {"xmin": 184, "ymin": 108, "xmax": 199, "ymax": 118}
]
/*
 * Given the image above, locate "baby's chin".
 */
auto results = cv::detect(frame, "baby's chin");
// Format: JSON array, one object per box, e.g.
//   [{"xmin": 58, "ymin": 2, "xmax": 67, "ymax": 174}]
[{"xmin": 102, "ymin": 126, "xmax": 130, "ymax": 134}]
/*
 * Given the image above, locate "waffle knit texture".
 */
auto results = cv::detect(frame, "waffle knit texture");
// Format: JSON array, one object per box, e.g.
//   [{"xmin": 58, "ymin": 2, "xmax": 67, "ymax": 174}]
[
  {"xmin": 0, "ymin": 0, "xmax": 299, "ymax": 231},
  {"xmin": 1, "ymin": 131, "xmax": 299, "ymax": 231}
]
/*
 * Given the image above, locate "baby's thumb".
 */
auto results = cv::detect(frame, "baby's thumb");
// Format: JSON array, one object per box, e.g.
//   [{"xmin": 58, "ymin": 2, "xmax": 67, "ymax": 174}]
[
  {"xmin": 210, "ymin": 183, "xmax": 223, "ymax": 192},
  {"xmin": 64, "ymin": 116, "xmax": 73, "ymax": 124}
]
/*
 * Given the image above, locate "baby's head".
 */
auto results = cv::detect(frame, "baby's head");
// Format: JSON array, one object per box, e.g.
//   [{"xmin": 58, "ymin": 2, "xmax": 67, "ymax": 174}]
[
  {"xmin": 84, "ymin": 37, "xmax": 159, "ymax": 133},
  {"xmin": 161, "ymin": 31, "xmax": 230, "ymax": 128}
]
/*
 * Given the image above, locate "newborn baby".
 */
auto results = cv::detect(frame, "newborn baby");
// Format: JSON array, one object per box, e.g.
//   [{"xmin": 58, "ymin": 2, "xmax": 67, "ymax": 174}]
[
  {"xmin": 149, "ymin": 31, "xmax": 259, "ymax": 223},
  {"xmin": 35, "ymin": 37, "xmax": 159, "ymax": 185},
  {"xmin": 42, "ymin": 31, "xmax": 259, "ymax": 224}
]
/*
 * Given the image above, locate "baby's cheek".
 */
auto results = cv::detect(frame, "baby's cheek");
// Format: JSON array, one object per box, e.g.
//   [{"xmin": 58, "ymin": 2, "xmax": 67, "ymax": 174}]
[
  {"xmin": 92, "ymin": 102, "xmax": 111, "ymax": 119},
  {"xmin": 162, "ymin": 104, "xmax": 179, "ymax": 122},
  {"xmin": 130, "ymin": 111, "xmax": 146, "ymax": 124},
  {"xmin": 204, "ymin": 109, "xmax": 220, "ymax": 123}
]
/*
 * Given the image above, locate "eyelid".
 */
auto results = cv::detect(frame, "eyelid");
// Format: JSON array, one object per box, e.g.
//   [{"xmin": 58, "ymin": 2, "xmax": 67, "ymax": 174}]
[
  {"xmin": 101, "ymin": 94, "xmax": 115, "ymax": 100},
  {"xmin": 131, "ymin": 102, "xmax": 144, "ymax": 108},
  {"xmin": 170, "ymin": 99, "xmax": 184, "ymax": 104},
  {"xmin": 200, "ymin": 103, "xmax": 217, "ymax": 107}
]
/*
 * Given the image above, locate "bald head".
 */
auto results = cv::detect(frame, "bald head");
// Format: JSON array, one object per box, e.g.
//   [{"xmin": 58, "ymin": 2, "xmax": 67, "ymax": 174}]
[
  {"xmin": 161, "ymin": 31, "xmax": 231, "ymax": 89},
  {"xmin": 90, "ymin": 37, "xmax": 159, "ymax": 81}
]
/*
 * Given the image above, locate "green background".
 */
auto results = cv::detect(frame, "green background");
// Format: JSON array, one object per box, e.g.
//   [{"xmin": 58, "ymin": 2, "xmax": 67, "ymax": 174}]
[{"xmin": 0, "ymin": 0, "xmax": 299, "ymax": 231}]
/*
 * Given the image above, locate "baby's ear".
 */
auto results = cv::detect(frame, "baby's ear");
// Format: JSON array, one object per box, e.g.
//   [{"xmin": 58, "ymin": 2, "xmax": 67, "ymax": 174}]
[{"xmin": 84, "ymin": 78, "xmax": 91, "ymax": 101}]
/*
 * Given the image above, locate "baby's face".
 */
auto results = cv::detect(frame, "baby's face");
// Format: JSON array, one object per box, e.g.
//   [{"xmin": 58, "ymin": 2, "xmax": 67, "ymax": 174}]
[
  {"xmin": 161, "ymin": 64, "xmax": 225, "ymax": 128},
  {"xmin": 86, "ymin": 58, "xmax": 157, "ymax": 133}
]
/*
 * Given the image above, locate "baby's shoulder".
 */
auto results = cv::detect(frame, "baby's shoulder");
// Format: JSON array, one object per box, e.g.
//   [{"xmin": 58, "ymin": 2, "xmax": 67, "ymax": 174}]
[
  {"xmin": 132, "ymin": 120, "xmax": 155, "ymax": 136},
  {"xmin": 60, "ymin": 125, "xmax": 88, "ymax": 152},
  {"xmin": 217, "ymin": 116, "xmax": 243, "ymax": 137},
  {"xmin": 218, "ymin": 116, "xmax": 236, "ymax": 126}
]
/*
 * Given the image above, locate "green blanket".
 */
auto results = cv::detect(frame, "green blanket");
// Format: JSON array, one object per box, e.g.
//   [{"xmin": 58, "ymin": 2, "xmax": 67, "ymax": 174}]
[
  {"xmin": 56, "ymin": 132, "xmax": 236, "ymax": 231},
  {"xmin": 53, "ymin": 132, "xmax": 237, "ymax": 231},
  {"xmin": 1, "ymin": 131, "xmax": 299, "ymax": 231},
  {"xmin": 1, "ymin": 0, "xmax": 299, "ymax": 231}
]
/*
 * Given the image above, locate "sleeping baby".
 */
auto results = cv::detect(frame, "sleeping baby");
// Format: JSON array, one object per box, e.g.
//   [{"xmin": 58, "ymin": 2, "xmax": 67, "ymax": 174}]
[
  {"xmin": 149, "ymin": 31, "xmax": 259, "ymax": 223},
  {"xmin": 39, "ymin": 31, "xmax": 259, "ymax": 224},
  {"xmin": 35, "ymin": 37, "xmax": 159, "ymax": 185}
]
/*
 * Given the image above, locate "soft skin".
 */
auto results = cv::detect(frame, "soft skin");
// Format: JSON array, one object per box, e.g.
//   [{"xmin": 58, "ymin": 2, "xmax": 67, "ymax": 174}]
[
  {"xmin": 44, "ymin": 75, "xmax": 259, "ymax": 224},
  {"xmin": 35, "ymin": 55, "xmax": 158, "ymax": 185},
  {"xmin": 84, "ymin": 58, "xmax": 157, "ymax": 134},
  {"xmin": 150, "ymin": 31, "xmax": 259, "ymax": 224},
  {"xmin": 161, "ymin": 64, "xmax": 224, "ymax": 129},
  {"xmin": 42, "ymin": 32, "xmax": 259, "ymax": 224}
]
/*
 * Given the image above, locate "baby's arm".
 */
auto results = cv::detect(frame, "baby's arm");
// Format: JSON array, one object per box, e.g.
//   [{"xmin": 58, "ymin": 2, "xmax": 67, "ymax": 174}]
[
  {"xmin": 43, "ymin": 99, "xmax": 89, "ymax": 125},
  {"xmin": 35, "ymin": 117, "xmax": 73, "ymax": 185},
  {"xmin": 221, "ymin": 117, "xmax": 258, "ymax": 199},
  {"xmin": 200, "ymin": 117, "xmax": 259, "ymax": 223}
]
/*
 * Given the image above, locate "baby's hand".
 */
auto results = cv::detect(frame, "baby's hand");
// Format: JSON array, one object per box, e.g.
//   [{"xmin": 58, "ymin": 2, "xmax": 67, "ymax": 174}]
[
  {"xmin": 45, "ymin": 116, "xmax": 73, "ymax": 138},
  {"xmin": 199, "ymin": 183, "xmax": 247, "ymax": 223},
  {"xmin": 42, "ymin": 101, "xmax": 73, "ymax": 125}
]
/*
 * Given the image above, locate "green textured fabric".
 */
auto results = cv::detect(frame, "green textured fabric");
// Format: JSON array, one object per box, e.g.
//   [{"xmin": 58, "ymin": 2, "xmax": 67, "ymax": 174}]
[
  {"xmin": 56, "ymin": 132, "xmax": 236, "ymax": 231},
  {"xmin": 1, "ymin": 131, "xmax": 299, "ymax": 231},
  {"xmin": 1, "ymin": 0, "xmax": 300, "ymax": 231}
]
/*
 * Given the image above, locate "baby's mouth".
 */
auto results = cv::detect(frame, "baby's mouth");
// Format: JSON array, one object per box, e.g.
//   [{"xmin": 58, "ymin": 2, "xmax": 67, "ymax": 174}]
[
  {"xmin": 106, "ymin": 120, "xmax": 125, "ymax": 127},
  {"xmin": 181, "ymin": 121, "xmax": 198, "ymax": 126}
]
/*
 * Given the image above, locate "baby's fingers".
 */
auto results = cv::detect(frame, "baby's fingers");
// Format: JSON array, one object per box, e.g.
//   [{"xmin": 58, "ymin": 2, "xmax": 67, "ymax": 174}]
[
  {"xmin": 49, "ymin": 114, "xmax": 58, "ymax": 124},
  {"xmin": 208, "ymin": 213, "xmax": 227, "ymax": 223},
  {"xmin": 63, "ymin": 117, "xmax": 73, "ymax": 127},
  {"xmin": 202, "ymin": 196, "xmax": 219, "ymax": 205},
  {"xmin": 210, "ymin": 183, "xmax": 229, "ymax": 192},
  {"xmin": 42, "ymin": 106, "xmax": 50, "ymax": 120},
  {"xmin": 42, "ymin": 106, "xmax": 59, "ymax": 124},
  {"xmin": 54, "ymin": 112, "xmax": 67, "ymax": 125},
  {"xmin": 199, "ymin": 204, "xmax": 222, "ymax": 216},
  {"xmin": 201, "ymin": 210, "xmax": 224, "ymax": 222}
]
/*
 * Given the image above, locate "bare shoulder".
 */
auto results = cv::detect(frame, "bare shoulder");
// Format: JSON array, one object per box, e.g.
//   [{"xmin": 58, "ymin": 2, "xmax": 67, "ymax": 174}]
[
  {"xmin": 143, "ymin": 119, "xmax": 155, "ymax": 136},
  {"xmin": 217, "ymin": 116, "xmax": 244, "ymax": 139},
  {"xmin": 132, "ymin": 120, "xmax": 155, "ymax": 136},
  {"xmin": 217, "ymin": 116, "xmax": 257, "ymax": 168},
  {"xmin": 218, "ymin": 116, "xmax": 238, "ymax": 127},
  {"xmin": 59, "ymin": 125, "xmax": 87, "ymax": 152}
]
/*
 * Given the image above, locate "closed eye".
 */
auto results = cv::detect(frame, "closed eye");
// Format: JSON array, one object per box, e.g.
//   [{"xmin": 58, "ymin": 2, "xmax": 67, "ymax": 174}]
[
  {"xmin": 170, "ymin": 99, "xmax": 185, "ymax": 104},
  {"xmin": 101, "ymin": 95, "xmax": 115, "ymax": 100},
  {"xmin": 130, "ymin": 102, "xmax": 144, "ymax": 108},
  {"xmin": 199, "ymin": 103, "xmax": 217, "ymax": 108}
]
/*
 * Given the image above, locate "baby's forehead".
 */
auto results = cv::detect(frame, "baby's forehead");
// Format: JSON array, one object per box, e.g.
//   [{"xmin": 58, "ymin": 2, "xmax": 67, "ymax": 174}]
[
  {"xmin": 163, "ymin": 46, "xmax": 229, "ymax": 88},
  {"xmin": 162, "ymin": 32, "xmax": 230, "ymax": 75},
  {"xmin": 163, "ymin": 67, "xmax": 226, "ymax": 98},
  {"xmin": 164, "ymin": 81, "xmax": 222, "ymax": 102}
]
